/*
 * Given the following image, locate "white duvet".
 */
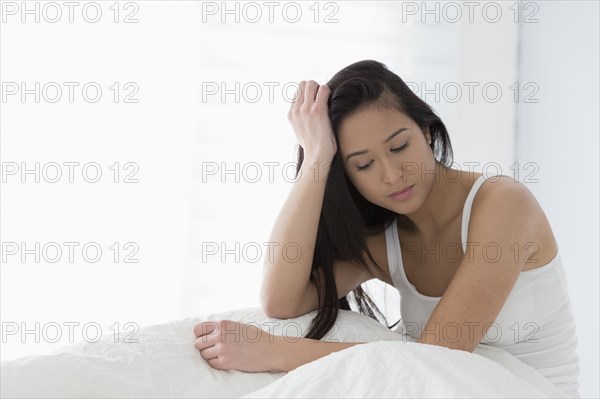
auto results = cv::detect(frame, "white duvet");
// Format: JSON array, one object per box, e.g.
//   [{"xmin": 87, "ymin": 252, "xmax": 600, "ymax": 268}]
[{"xmin": 1, "ymin": 307, "xmax": 569, "ymax": 398}]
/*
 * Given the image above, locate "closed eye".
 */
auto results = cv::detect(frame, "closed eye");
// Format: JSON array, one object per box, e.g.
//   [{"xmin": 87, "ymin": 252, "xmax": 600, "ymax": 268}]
[
  {"xmin": 391, "ymin": 143, "xmax": 408, "ymax": 153},
  {"xmin": 356, "ymin": 143, "xmax": 409, "ymax": 171}
]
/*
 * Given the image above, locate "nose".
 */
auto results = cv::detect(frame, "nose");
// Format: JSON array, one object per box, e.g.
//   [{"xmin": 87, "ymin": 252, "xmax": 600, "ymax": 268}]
[{"xmin": 381, "ymin": 158, "xmax": 402, "ymax": 185}]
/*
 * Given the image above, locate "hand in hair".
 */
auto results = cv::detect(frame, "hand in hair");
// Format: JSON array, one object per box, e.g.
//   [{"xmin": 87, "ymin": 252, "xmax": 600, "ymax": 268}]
[{"xmin": 287, "ymin": 80, "xmax": 337, "ymax": 160}]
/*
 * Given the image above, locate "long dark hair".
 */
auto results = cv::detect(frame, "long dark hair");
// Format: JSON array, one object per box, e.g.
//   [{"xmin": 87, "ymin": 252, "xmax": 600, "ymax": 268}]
[{"xmin": 296, "ymin": 60, "xmax": 454, "ymax": 340}]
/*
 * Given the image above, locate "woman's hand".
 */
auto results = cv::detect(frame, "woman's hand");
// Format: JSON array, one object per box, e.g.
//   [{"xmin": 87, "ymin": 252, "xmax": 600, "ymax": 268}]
[
  {"xmin": 288, "ymin": 80, "xmax": 337, "ymax": 160},
  {"xmin": 193, "ymin": 319, "xmax": 281, "ymax": 373}
]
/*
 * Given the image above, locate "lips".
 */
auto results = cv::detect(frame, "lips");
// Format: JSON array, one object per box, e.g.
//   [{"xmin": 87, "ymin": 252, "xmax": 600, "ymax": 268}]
[{"xmin": 389, "ymin": 185, "xmax": 413, "ymax": 197}]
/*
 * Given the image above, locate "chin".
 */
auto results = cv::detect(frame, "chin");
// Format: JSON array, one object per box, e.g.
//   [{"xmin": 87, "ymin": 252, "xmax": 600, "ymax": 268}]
[
  {"xmin": 388, "ymin": 195, "xmax": 421, "ymax": 215},
  {"xmin": 392, "ymin": 204, "xmax": 417, "ymax": 217}
]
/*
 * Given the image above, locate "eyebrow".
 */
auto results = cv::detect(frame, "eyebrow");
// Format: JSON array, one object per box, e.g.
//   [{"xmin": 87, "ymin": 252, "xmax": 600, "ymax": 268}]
[{"xmin": 344, "ymin": 128, "xmax": 408, "ymax": 163}]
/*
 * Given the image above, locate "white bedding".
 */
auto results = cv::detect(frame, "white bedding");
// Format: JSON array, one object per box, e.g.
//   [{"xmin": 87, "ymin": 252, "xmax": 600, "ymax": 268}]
[{"xmin": 1, "ymin": 307, "xmax": 570, "ymax": 398}]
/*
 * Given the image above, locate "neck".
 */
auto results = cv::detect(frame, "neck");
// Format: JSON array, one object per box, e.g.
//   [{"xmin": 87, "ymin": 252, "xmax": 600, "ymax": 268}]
[{"xmin": 402, "ymin": 162, "xmax": 465, "ymax": 241}]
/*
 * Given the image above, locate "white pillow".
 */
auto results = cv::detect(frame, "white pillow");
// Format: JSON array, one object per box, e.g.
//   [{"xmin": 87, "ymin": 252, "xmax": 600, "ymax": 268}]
[
  {"xmin": 1, "ymin": 307, "xmax": 280, "ymax": 398},
  {"xmin": 0, "ymin": 307, "xmax": 565, "ymax": 398},
  {"xmin": 264, "ymin": 307, "xmax": 412, "ymax": 343},
  {"xmin": 2, "ymin": 307, "xmax": 402, "ymax": 398}
]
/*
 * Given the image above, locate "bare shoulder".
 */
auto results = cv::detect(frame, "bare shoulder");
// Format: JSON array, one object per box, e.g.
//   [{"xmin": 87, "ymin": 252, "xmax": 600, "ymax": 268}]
[
  {"xmin": 477, "ymin": 175, "xmax": 531, "ymax": 198},
  {"xmin": 476, "ymin": 175, "xmax": 542, "ymax": 218},
  {"xmin": 471, "ymin": 175, "xmax": 558, "ymax": 268}
]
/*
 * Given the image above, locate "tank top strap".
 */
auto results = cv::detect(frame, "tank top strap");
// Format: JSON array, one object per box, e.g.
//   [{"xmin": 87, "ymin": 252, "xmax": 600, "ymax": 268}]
[
  {"xmin": 384, "ymin": 218, "xmax": 403, "ymax": 289},
  {"xmin": 461, "ymin": 174, "xmax": 505, "ymax": 254}
]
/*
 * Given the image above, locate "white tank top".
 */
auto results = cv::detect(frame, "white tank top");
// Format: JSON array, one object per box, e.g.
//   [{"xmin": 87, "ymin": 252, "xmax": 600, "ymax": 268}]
[{"xmin": 384, "ymin": 174, "xmax": 581, "ymax": 398}]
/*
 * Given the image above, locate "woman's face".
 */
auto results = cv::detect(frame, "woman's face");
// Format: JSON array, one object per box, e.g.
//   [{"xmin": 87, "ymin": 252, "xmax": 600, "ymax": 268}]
[{"xmin": 338, "ymin": 105, "xmax": 435, "ymax": 215}]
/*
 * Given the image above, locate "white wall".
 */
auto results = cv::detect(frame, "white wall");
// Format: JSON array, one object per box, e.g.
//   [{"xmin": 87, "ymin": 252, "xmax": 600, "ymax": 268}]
[
  {"xmin": 0, "ymin": 1, "xmax": 200, "ymax": 360},
  {"xmin": 515, "ymin": 2, "xmax": 599, "ymax": 397}
]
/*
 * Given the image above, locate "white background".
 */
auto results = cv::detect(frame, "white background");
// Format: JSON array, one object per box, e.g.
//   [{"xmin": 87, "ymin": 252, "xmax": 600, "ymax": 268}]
[{"xmin": 1, "ymin": 1, "xmax": 598, "ymax": 397}]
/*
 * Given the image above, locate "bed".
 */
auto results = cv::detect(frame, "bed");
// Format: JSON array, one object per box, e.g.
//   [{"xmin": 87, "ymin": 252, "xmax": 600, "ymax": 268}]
[{"xmin": 1, "ymin": 307, "xmax": 570, "ymax": 398}]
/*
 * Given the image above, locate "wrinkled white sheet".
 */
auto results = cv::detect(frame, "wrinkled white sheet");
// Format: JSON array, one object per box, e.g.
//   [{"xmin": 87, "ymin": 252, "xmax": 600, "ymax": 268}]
[
  {"xmin": 242, "ymin": 341, "xmax": 568, "ymax": 398},
  {"xmin": 1, "ymin": 307, "xmax": 569, "ymax": 398}
]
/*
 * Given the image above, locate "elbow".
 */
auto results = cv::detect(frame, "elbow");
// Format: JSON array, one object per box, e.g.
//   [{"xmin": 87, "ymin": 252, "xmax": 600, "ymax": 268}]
[
  {"xmin": 260, "ymin": 296, "xmax": 295, "ymax": 320},
  {"xmin": 417, "ymin": 335, "xmax": 477, "ymax": 353},
  {"xmin": 260, "ymin": 301, "xmax": 290, "ymax": 319},
  {"xmin": 259, "ymin": 293, "xmax": 279, "ymax": 318}
]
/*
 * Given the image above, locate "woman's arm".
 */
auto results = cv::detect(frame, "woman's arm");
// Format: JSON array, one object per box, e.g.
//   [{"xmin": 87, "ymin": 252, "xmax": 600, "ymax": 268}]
[
  {"xmin": 273, "ymin": 335, "xmax": 366, "ymax": 372},
  {"xmin": 260, "ymin": 82, "xmax": 337, "ymax": 318},
  {"xmin": 259, "ymin": 152, "xmax": 334, "ymax": 318}
]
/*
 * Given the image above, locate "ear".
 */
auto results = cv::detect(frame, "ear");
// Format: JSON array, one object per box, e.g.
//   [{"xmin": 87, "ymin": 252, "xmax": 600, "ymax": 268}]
[{"xmin": 423, "ymin": 126, "xmax": 432, "ymax": 145}]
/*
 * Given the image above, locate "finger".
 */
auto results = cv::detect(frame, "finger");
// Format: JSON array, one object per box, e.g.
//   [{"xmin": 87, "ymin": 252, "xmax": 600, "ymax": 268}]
[
  {"xmin": 290, "ymin": 81, "xmax": 306, "ymax": 111},
  {"xmin": 316, "ymin": 84, "xmax": 331, "ymax": 105},
  {"xmin": 207, "ymin": 357, "xmax": 225, "ymax": 370},
  {"xmin": 193, "ymin": 321, "xmax": 218, "ymax": 338},
  {"xmin": 194, "ymin": 334, "xmax": 216, "ymax": 351},
  {"xmin": 197, "ymin": 344, "xmax": 219, "ymax": 360},
  {"xmin": 303, "ymin": 80, "xmax": 319, "ymax": 104}
]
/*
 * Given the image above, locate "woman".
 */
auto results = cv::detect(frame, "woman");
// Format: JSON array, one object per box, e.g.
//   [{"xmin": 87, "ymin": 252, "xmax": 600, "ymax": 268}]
[{"xmin": 193, "ymin": 60, "xmax": 580, "ymax": 398}]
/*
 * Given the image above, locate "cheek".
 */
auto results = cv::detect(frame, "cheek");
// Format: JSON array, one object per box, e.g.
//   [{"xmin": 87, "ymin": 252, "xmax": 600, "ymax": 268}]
[
  {"xmin": 402, "ymin": 145, "xmax": 435, "ymax": 174},
  {"xmin": 351, "ymin": 175, "xmax": 379, "ymax": 199}
]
